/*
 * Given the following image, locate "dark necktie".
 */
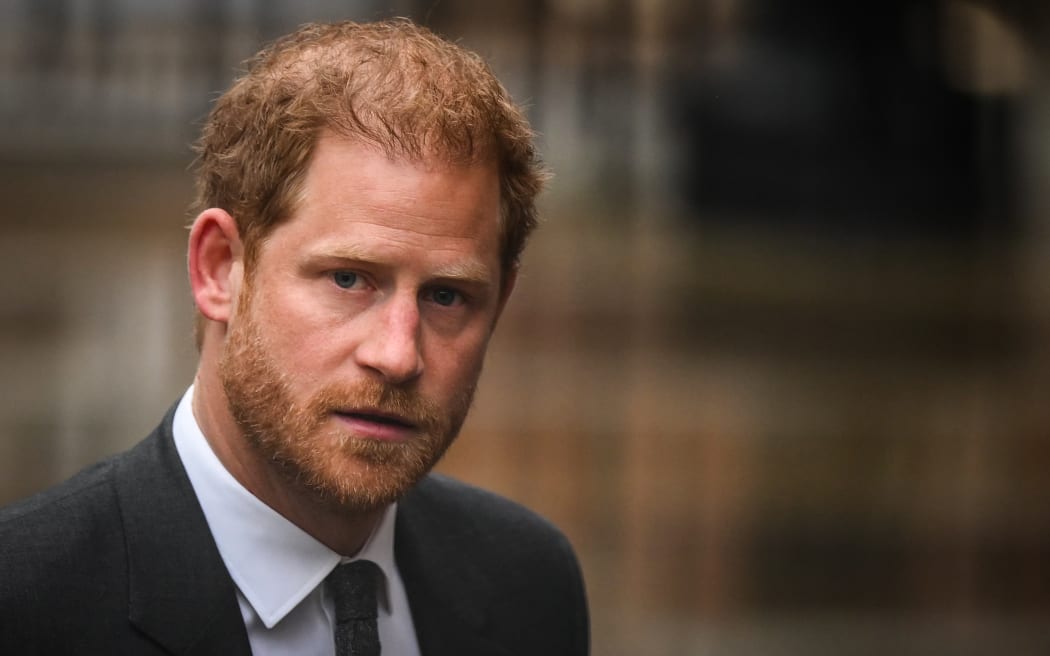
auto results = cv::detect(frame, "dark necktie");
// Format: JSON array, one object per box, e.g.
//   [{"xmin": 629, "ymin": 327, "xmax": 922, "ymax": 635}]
[{"xmin": 326, "ymin": 560, "xmax": 382, "ymax": 656}]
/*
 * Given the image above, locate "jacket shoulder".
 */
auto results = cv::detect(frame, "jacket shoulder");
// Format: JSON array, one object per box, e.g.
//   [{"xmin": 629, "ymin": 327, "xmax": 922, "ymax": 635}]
[
  {"xmin": 0, "ymin": 452, "xmax": 134, "ymax": 649},
  {"xmin": 399, "ymin": 473, "xmax": 590, "ymax": 655},
  {"xmin": 404, "ymin": 473, "xmax": 585, "ymax": 575},
  {"xmin": 0, "ymin": 453, "xmax": 124, "ymax": 563}
]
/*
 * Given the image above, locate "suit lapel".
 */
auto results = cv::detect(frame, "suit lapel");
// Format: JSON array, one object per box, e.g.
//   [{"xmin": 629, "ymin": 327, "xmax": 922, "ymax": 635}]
[
  {"xmin": 396, "ymin": 477, "xmax": 514, "ymax": 656},
  {"xmin": 112, "ymin": 412, "xmax": 514, "ymax": 655},
  {"xmin": 114, "ymin": 409, "xmax": 251, "ymax": 656}
]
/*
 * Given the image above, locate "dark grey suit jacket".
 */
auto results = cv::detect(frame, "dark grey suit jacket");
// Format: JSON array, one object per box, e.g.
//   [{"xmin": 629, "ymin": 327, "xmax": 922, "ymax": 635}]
[{"xmin": 0, "ymin": 406, "xmax": 589, "ymax": 655}]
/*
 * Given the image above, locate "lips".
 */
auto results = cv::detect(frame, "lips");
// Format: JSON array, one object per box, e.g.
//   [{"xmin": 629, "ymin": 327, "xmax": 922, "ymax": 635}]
[
  {"xmin": 332, "ymin": 408, "xmax": 418, "ymax": 441},
  {"xmin": 339, "ymin": 410, "xmax": 415, "ymax": 429}
]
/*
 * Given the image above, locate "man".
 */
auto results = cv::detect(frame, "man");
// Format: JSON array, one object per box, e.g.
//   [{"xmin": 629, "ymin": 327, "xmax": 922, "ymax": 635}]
[{"xmin": 0, "ymin": 19, "xmax": 589, "ymax": 656}]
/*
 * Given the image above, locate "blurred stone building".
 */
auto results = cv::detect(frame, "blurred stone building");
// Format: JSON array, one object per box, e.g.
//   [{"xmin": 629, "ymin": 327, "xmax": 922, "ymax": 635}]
[{"xmin": 2, "ymin": 1, "xmax": 1050, "ymax": 654}]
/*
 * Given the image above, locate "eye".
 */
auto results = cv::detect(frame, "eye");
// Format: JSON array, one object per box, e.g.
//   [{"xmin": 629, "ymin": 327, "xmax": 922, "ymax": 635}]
[
  {"xmin": 428, "ymin": 287, "xmax": 461, "ymax": 307},
  {"xmin": 332, "ymin": 271, "xmax": 359, "ymax": 289}
]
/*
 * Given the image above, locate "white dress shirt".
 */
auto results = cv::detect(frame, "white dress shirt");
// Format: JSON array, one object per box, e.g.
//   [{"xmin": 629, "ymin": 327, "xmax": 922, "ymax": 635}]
[{"xmin": 172, "ymin": 386, "xmax": 421, "ymax": 656}]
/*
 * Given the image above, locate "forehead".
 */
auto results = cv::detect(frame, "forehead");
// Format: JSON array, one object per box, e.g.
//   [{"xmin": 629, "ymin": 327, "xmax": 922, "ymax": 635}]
[
  {"xmin": 260, "ymin": 134, "xmax": 502, "ymax": 276},
  {"xmin": 307, "ymin": 135, "xmax": 498, "ymax": 223}
]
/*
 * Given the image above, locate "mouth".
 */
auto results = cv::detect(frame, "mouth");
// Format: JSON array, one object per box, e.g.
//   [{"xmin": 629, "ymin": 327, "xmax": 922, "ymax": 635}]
[
  {"xmin": 338, "ymin": 410, "xmax": 414, "ymax": 427},
  {"xmin": 332, "ymin": 408, "xmax": 418, "ymax": 441}
]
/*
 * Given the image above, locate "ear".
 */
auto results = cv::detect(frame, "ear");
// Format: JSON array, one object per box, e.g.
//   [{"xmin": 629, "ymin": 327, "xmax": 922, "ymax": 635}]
[{"xmin": 188, "ymin": 208, "xmax": 244, "ymax": 324}]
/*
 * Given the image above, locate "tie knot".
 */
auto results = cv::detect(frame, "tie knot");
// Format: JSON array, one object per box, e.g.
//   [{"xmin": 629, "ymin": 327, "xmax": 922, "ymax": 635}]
[{"xmin": 326, "ymin": 559, "xmax": 382, "ymax": 622}]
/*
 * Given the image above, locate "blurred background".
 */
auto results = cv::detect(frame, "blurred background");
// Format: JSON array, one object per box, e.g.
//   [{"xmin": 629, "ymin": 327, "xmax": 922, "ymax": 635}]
[{"xmin": 2, "ymin": 0, "xmax": 1049, "ymax": 653}]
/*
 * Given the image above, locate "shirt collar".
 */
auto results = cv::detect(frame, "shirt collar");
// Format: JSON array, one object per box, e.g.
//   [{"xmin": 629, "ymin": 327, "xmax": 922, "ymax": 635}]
[{"xmin": 171, "ymin": 385, "xmax": 398, "ymax": 629}]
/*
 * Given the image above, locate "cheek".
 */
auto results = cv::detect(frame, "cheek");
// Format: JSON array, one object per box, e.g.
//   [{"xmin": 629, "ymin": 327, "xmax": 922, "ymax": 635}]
[
  {"xmin": 424, "ymin": 332, "xmax": 491, "ymax": 390},
  {"xmin": 251, "ymin": 293, "xmax": 343, "ymax": 377}
]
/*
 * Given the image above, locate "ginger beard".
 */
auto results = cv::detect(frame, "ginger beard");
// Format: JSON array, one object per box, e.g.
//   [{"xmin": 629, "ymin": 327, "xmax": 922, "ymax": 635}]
[{"xmin": 219, "ymin": 280, "xmax": 476, "ymax": 515}]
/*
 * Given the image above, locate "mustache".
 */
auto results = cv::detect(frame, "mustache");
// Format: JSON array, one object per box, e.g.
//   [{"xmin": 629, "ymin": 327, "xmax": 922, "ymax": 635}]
[{"xmin": 310, "ymin": 380, "xmax": 445, "ymax": 432}]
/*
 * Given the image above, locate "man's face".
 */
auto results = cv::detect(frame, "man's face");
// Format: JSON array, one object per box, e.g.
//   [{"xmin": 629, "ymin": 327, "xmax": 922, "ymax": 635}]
[{"xmin": 219, "ymin": 134, "xmax": 506, "ymax": 514}]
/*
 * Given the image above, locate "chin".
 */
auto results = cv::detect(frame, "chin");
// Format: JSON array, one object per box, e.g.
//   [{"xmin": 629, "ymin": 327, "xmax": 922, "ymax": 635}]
[{"xmin": 288, "ymin": 439, "xmax": 443, "ymax": 514}]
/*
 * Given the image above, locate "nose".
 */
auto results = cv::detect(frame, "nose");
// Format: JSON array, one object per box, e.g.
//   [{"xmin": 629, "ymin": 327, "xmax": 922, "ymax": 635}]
[{"xmin": 353, "ymin": 294, "xmax": 424, "ymax": 385}]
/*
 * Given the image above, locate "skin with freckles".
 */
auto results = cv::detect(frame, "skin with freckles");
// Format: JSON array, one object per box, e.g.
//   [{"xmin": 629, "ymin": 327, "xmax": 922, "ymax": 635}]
[{"xmin": 189, "ymin": 133, "xmax": 513, "ymax": 554}]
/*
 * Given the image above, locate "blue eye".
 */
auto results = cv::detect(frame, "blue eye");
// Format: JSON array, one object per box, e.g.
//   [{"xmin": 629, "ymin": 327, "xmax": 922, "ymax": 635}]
[
  {"xmin": 332, "ymin": 271, "xmax": 358, "ymax": 289},
  {"xmin": 431, "ymin": 288, "xmax": 459, "ymax": 307}
]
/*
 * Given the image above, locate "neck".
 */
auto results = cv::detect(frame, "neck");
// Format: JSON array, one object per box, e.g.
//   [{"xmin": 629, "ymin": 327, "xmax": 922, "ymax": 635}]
[{"xmin": 191, "ymin": 357, "xmax": 382, "ymax": 556}]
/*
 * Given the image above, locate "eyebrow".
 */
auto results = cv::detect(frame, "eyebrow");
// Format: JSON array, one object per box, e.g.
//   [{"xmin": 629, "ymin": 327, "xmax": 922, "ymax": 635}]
[{"xmin": 304, "ymin": 244, "xmax": 494, "ymax": 287}]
